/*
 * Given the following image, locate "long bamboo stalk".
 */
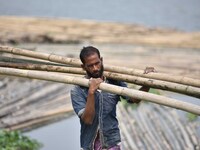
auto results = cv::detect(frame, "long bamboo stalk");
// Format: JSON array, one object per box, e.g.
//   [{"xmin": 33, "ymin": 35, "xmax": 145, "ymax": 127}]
[
  {"xmin": 0, "ymin": 80, "xmax": 49, "ymax": 109},
  {"xmin": 1, "ymin": 62, "xmax": 199, "ymax": 98},
  {"xmin": 137, "ymin": 109, "xmax": 163, "ymax": 149},
  {"xmin": 119, "ymin": 105, "xmax": 146, "ymax": 150},
  {"xmin": 6, "ymin": 111, "xmax": 73, "ymax": 131},
  {"xmin": 0, "ymin": 67, "xmax": 199, "ymax": 115},
  {"xmin": 139, "ymin": 106, "xmax": 165, "ymax": 149},
  {"xmin": 154, "ymin": 106, "xmax": 182, "ymax": 150},
  {"xmin": 117, "ymin": 107, "xmax": 138, "ymax": 150},
  {"xmin": 0, "ymin": 56, "xmax": 68, "ymax": 66},
  {"xmin": 143, "ymin": 106, "xmax": 176, "ymax": 149},
  {"xmin": 185, "ymin": 124, "xmax": 199, "ymax": 146},
  {"xmin": 160, "ymin": 107, "xmax": 194, "ymax": 149},
  {"xmin": 133, "ymin": 110, "xmax": 155, "ymax": 149},
  {"xmin": 104, "ymin": 65, "xmax": 200, "ymax": 88},
  {"xmin": 0, "ymin": 62, "xmax": 82, "ymax": 74},
  {"xmin": 0, "ymin": 84, "xmax": 64, "ymax": 117},
  {"xmin": 149, "ymin": 109, "xmax": 174, "ymax": 149},
  {"xmin": 0, "ymin": 46, "xmax": 199, "ymax": 87}
]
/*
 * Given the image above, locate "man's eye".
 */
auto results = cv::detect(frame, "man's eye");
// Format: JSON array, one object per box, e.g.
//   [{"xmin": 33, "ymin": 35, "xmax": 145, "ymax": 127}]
[
  {"xmin": 95, "ymin": 62, "xmax": 100, "ymax": 65},
  {"xmin": 87, "ymin": 65, "xmax": 93, "ymax": 68}
]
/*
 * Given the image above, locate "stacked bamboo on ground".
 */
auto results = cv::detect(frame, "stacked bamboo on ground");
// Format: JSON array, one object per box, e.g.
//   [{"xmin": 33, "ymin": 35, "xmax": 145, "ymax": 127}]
[
  {"xmin": 0, "ymin": 77, "xmax": 74, "ymax": 131},
  {"xmin": 118, "ymin": 103, "xmax": 199, "ymax": 150}
]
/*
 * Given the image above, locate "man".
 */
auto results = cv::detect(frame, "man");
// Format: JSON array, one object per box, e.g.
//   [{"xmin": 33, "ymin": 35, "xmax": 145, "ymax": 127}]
[{"xmin": 70, "ymin": 46, "xmax": 155, "ymax": 150}]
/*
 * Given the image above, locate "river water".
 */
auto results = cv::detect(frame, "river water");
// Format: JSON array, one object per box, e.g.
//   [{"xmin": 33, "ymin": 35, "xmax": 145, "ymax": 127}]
[
  {"xmin": 0, "ymin": 0, "xmax": 200, "ymax": 31},
  {"xmin": 25, "ymin": 115, "xmax": 80, "ymax": 150}
]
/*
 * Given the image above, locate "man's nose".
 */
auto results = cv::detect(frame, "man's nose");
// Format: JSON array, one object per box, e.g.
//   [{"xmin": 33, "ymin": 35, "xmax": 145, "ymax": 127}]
[{"xmin": 92, "ymin": 65, "xmax": 98, "ymax": 71}]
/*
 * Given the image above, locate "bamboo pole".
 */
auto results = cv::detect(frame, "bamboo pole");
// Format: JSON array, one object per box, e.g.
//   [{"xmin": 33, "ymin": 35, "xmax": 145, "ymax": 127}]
[
  {"xmin": 185, "ymin": 124, "xmax": 199, "ymax": 146},
  {"xmin": 0, "ymin": 62, "xmax": 199, "ymax": 98},
  {"xmin": 118, "ymin": 105, "xmax": 146, "ymax": 150},
  {"xmin": 104, "ymin": 65, "xmax": 200, "ymax": 88},
  {"xmin": 132, "ymin": 110, "xmax": 155, "ymax": 149},
  {"xmin": 157, "ymin": 106, "xmax": 194, "ymax": 149},
  {"xmin": 153, "ymin": 106, "xmax": 182, "ymax": 150},
  {"xmin": 6, "ymin": 113, "xmax": 66, "ymax": 131},
  {"xmin": 0, "ymin": 62, "xmax": 82, "ymax": 74},
  {"xmin": 0, "ymin": 46, "xmax": 81, "ymax": 66},
  {"xmin": 148, "ymin": 107, "xmax": 176, "ymax": 149},
  {"xmin": 138, "ymin": 106, "xmax": 165, "ymax": 149},
  {"xmin": 0, "ymin": 83, "xmax": 63, "ymax": 117},
  {"xmin": 117, "ymin": 107, "xmax": 138, "ymax": 150},
  {"xmin": 0, "ymin": 56, "xmax": 68, "ymax": 66},
  {"xmin": 0, "ymin": 46, "xmax": 200, "ymax": 87},
  {"xmin": 0, "ymin": 67, "xmax": 199, "ymax": 115},
  {"xmin": 0, "ymin": 80, "xmax": 50, "ymax": 110},
  {"xmin": 135, "ymin": 108, "xmax": 158, "ymax": 149},
  {"xmin": 5, "ymin": 107, "xmax": 74, "ymax": 131}
]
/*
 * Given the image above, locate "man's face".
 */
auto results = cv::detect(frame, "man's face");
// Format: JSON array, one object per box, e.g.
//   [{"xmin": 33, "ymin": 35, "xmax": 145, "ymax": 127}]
[{"xmin": 82, "ymin": 53, "xmax": 104, "ymax": 78}]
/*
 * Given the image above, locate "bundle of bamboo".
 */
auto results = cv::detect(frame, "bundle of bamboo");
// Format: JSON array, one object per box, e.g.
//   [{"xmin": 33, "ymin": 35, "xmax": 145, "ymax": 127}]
[
  {"xmin": 0, "ymin": 78, "xmax": 74, "ymax": 131},
  {"xmin": 0, "ymin": 46, "xmax": 200, "ymax": 115},
  {"xmin": 118, "ymin": 103, "xmax": 199, "ymax": 149}
]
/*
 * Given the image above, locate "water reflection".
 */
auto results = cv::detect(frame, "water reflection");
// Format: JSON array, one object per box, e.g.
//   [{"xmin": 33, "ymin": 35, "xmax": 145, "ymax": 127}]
[{"xmin": 25, "ymin": 115, "xmax": 80, "ymax": 150}]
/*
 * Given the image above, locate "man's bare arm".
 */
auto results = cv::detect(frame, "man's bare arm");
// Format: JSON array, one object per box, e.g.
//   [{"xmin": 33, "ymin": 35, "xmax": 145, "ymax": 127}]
[{"xmin": 81, "ymin": 78, "xmax": 102, "ymax": 125}]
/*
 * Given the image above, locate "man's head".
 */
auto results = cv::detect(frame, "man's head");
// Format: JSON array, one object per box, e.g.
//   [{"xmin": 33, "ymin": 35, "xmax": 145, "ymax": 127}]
[{"xmin": 80, "ymin": 46, "xmax": 104, "ymax": 78}]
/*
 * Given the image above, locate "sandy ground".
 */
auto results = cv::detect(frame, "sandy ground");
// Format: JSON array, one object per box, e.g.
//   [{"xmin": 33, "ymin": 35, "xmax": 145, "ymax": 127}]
[{"xmin": 0, "ymin": 16, "xmax": 200, "ymax": 49}]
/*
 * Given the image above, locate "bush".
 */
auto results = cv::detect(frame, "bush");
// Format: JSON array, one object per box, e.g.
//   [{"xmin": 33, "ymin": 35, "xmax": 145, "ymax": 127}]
[{"xmin": 0, "ymin": 130, "xmax": 43, "ymax": 150}]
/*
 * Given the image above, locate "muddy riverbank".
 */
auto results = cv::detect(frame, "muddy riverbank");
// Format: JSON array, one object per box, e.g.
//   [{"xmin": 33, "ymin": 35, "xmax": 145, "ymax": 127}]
[{"xmin": 1, "ymin": 16, "xmax": 200, "ymax": 49}]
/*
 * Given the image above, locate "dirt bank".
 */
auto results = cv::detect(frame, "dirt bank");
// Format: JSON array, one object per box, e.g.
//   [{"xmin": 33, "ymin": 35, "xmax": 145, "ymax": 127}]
[{"xmin": 0, "ymin": 16, "xmax": 200, "ymax": 49}]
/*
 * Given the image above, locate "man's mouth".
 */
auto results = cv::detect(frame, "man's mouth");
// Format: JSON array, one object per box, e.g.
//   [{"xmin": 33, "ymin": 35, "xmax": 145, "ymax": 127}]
[{"xmin": 92, "ymin": 71, "xmax": 101, "ymax": 77}]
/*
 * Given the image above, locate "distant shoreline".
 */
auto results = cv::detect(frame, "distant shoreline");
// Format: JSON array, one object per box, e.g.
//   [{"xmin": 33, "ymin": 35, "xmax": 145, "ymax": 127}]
[{"xmin": 0, "ymin": 16, "xmax": 200, "ymax": 49}]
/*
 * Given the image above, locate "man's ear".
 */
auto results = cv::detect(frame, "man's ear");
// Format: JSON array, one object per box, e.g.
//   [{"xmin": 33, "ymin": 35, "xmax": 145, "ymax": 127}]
[
  {"xmin": 81, "ymin": 64, "xmax": 86, "ymax": 70},
  {"xmin": 101, "ymin": 57, "xmax": 103, "ymax": 62}
]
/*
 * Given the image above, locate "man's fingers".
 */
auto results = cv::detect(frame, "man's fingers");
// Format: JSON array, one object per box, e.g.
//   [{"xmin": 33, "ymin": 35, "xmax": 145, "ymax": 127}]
[
  {"xmin": 143, "ymin": 67, "xmax": 157, "ymax": 74},
  {"xmin": 89, "ymin": 78, "xmax": 103, "ymax": 86}
]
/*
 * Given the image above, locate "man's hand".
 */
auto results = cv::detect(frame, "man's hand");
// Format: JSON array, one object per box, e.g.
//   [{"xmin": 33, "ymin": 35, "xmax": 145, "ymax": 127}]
[
  {"xmin": 88, "ymin": 78, "xmax": 103, "ymax": 94},
  {"xmin": 130, "ymin": 67, "xmax": 156, "ymax": 104},
  {"xmin": 141, "ymin": 66, "xmax": 156, "ymax": 91},
  {"xmin": 143, "ymin": 67, "xmax": 156, "ymax": 74}
]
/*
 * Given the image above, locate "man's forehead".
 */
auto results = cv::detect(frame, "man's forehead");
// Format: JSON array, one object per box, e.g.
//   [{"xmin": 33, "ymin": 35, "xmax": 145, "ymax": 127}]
[
  {"xmin": 84, "ymin": 54, "xmax": 101, "ymax": 65},
  {"xmin": 84, "ymin": 53, "xmax": 99, "ymax": 61}
]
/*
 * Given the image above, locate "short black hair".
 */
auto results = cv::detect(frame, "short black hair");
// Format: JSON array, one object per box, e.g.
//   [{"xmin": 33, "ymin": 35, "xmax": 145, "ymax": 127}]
[{"xmin": 80, "ymin": 46, "xmax": 101, "ymax": 64}]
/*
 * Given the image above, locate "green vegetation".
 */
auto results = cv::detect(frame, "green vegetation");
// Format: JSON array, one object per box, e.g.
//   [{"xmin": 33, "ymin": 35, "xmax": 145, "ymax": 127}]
[
  {"xmin": 186, "ymin": 113, "xmax": 198, "ymax": 122},
  {"xmin": 149, "ymin": 88, "xmax": 160, "ymax": 95},
  {"xmin": 121, "ymin": 86, "xmax": 161, "ymax": 110},
  {"xmin": 0, "ymin": 130, "xmax": 43, "ymax": 150},
  {"xmin": 121, "ymin": 97, "xmax": 139, "ymax": 110}
]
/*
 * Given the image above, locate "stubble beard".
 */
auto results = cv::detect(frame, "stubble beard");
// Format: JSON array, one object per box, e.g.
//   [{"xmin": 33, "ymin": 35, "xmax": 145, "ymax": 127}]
[{"xmin": 87, "ymin": 65, "xmax": 104, "ymax": 78}]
